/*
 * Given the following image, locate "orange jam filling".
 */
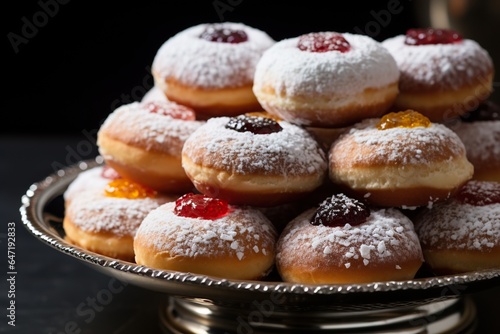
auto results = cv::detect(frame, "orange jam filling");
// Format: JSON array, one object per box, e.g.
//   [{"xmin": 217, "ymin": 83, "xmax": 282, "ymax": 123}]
[
  {"xmin": 104, "ymin": 179, "xmax": 157, "ymax": 199},
  {"xmin": 377, "ymin": 110, "xmax": 431, "ymax": 130}
]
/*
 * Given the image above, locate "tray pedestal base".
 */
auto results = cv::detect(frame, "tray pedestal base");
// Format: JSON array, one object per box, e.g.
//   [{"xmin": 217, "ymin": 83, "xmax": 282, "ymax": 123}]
[{"xmin": 159, "ymin": 295, "xmax": 476, "ymax": 333}]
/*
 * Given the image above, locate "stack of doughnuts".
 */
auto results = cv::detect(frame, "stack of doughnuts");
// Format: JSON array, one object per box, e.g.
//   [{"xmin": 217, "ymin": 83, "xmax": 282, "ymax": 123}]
[{"xmin": 62, "ymin": 22, "xmax": 499, "ymax": 283}]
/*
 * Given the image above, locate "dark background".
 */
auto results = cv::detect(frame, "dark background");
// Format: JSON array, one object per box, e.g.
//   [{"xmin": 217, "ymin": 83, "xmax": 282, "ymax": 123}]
[
  {"xmin": 4, "ymin": 0, "xmax": 424, "ymax": 136},
  {"xmin": 5, "ymin": 1, "xmax": 499, "ymax": 136}
]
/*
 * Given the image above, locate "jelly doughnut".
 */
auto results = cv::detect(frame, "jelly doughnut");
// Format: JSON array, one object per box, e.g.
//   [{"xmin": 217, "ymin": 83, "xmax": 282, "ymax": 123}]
[
  {"xmin": 181, "ymin": 114, "xmax": 328, "ymax": 206},
  {"xmin": 97, "ymin": 100, "xmax": 204, "ymax": 193},
  {"xmin": 328, "ymin": 110, "xmax": 474, "ymax": 208},
  {"xmin": 151, "ymin": 22, "xmax": 275, "ymax": 119},
  {"xmin": 253, "ymin": 31, "xmax": 400, "ymax": 128},
  {"xmin": 382, "ymin": 28, "xmax": 494, "ymax": 122},
  {"xmin": 134, "ymin": 193, "xmax": 278, "ymax": 280},
  {"xmin": 63, "ymin": 177, "xmax": 174, "ymax": 262},
  {"xmin": 414, "ymin": 180, "xmax": 500, "ymax": 274},
  {"xmin": 276, "ymin": 193, "xmax": 424, "ymax": 284}
]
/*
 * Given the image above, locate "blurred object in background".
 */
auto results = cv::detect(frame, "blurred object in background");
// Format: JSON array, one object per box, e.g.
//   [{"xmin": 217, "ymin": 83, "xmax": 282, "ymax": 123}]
[{"xmin": 414, "ymin": 0, "xmax": 500, "ymax": 104}]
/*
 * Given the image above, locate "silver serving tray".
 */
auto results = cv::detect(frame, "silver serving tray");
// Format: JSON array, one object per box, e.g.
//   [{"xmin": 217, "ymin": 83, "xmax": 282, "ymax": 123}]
[{"xmin": 20, "ymin": 157, "xmax": 500, "ymax": 312}]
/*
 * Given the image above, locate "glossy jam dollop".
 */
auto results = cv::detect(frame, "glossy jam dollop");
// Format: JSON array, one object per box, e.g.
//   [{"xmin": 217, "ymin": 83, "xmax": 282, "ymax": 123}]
[
  {"xmin": 104, "ymin": 179, "xmax": 157, "ymax": 199},
  {"xmin": 460, "ymin": 100, "xmax": 500, "ymax": 122},
  {"xmin": 298, "ymin": 32, "xmax": 351, "ymax": 53},
  {"xmin": 456, "ymin": 180, "xmax": 500, "ymax": 206},
  {"xmin": 174, "ymin": 193, "xmax": 230, "ymax": 219},
  {"xmin": 101, "ymin": 165, "xmax": 122, "ymax": 180},
  {"xmin": 377, "ymin": 110, "xmax": 431, "ymax": 130},
  {"xmin": 311, "ymin": 193, "xmax": 370, "ymax": 227},
  {"xmin": 225, "ymin": 115, "xmax": 283, "ymax": 134},
  {"xmin": 404, "ymin": 28, "xmax": 463, "ymax": 45},
  {"xmin": 199, "ymin": 24, "xmax": 248, "ymax": 43},
  {"xmin": 143, "ymin": 101, "xmax": 196, "ymax": 121}
]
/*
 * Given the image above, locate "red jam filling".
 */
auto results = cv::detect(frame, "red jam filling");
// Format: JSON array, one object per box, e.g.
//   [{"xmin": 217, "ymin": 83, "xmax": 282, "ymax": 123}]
[
  {"xmin": 199, "ymin": 24, "xmax": 248, "ymax": 43},
  {"xmin": 311, "ymin": 193, "xmax": 370, "ymax": 227},
  {"xmin": 298, "ymin": 32, "xmax": 351, "ymax": 53},
  {"xmin": 404, "ymin": 28, "xmax": 463, "ymax": 45},
  {"xmin": 456, "ymin": 181, "xmax": 500, "ymax": 206},
  {"xmin": 225, "ymin": 115, "xmax": 283, "ymax": 134},
  {"xmin": 100, "ymin": 165, "xmax": 122, "ymax": 180},
  {"xmin": 143, "ymin": 101, "xmax": 196, "ymax": 121},
  {"xmin": 104, "ymin": 179, "xmax": 157, "ymax": 199},
  {"xmin": 174, "ymin": 193, "xmax": 230, "ymax": 219}
]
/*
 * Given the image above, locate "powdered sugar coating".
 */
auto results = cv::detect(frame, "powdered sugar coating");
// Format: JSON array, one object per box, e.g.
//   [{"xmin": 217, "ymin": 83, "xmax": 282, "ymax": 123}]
[
  {"xmin": 457, "ymin": 180, "xmax": 500, "ymax": 206},
  {"xmin": 135, "ymin": 202, "xmax": 277, "ymax": 260},
  {"xmin": 98, "ymin": 101, "xmax": 204, "ymax": 156},
  {"xmin": 382, "ymin": 35, "xmax": 493, "ymax": 91},
  {"xmin": 415, "ymin": 193, "xmax": 500, "ymax": 251},
  {"xmin": 447, "ymin": 120, "xmax": 500, "ymax": 167},
  {"xmin": 152, "ymin": 22, "xmax": 275, "ymax": 89},
  {"xmin": 277, "ymin": 207, "xmax": 423, "ymax": 269},
  {"xmin": 63, "ymin": 166, "xmax": 110, "ymax": 203},
  {"xmin": 253, "ymin": 32, "xmax": 399, "ymax": 97},
  {"xmin": 65, "ymin": 191, "xmax": 174, "ymax": 237},
  {"xmin": 330, "ymin": 118, "xmax": 467, "ymax": 166},
  {"xmin": 182, "ymin": 116, "xmax": 327, "ymax": 175},
  {"xmin": 141, "ymin": 86, "xmax": 168, "ymax": 103}
]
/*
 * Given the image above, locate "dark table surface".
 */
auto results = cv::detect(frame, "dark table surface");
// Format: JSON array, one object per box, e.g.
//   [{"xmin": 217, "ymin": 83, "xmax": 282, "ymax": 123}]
[{"xmin": 1, "ymin": 135, "xmax": 500, "ymax": 334}]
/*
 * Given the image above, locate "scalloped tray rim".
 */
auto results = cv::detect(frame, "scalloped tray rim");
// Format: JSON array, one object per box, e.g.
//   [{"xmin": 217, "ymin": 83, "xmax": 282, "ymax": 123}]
[{"xmin": 19, "ymin": 157, "xmax": 500, "ymax": 297}]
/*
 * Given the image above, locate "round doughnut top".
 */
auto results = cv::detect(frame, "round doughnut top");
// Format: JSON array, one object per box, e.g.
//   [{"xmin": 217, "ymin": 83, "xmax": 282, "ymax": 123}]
[
  {"xmin": 98, "ymin": 102, "xmax": 204, "ymax": 156},
  {"xmin": 65, "ymin": 191, "xmax": 174, "ymax": 237},
  {"xmin": 253, "ymin": 32, "xmax": 399, "ymax": 97},
  {"xmin": 447, "ymin": 119, "xmax": 500, "ymax": 166},
  {"xmin": 381, "ymin": 35, "xmax": 493, "ymax": 91},
  {"xmin": 278, "ymin": 207, "xmax": 422, "ymax": 269},
  {"xmin": 136, "ymin": 202, "xmax": 277, "ymax": 260},
  {"xmin": 415, "ymin": 182, "xmax": 500, "ymax": 251},
  {"xmin": 152, "ymin": 22, "xmax": 275, "ymax": 89},
  {"xmin": 182, "ymin": 116, "xmax": 327, "ymax": 176},
  {"xmin": 63, "ymin": 166, "xmax": 110, "ymax": 203},
  {"xmin": 330, "ymin": 118, "xmax": 467, "ymax": 167}
]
